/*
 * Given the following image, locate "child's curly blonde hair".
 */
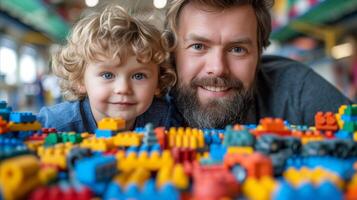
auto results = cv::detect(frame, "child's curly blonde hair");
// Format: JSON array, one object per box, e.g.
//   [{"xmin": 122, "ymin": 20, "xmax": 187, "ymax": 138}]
[{"xmin": 53, "ymin": 5, "xmax": 176, "ymax": 100}]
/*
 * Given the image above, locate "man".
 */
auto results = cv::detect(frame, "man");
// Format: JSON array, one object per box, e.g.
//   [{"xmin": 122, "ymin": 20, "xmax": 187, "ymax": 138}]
[{"xmin": 164, "ymin": 0, "xmax": 352, "ymax": 128}]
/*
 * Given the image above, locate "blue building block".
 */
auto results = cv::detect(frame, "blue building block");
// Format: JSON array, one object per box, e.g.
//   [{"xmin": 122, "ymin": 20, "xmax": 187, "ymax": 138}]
[
  {"xmin": 125, "ymin": 184, "xmax": 141, "ymax": 199},
  {"xmin": 334, "ymin": 130, "xmax": 353, "ymax": 139},
  {"xmin": 0, "ymin": 107, "xmax": 12, "ymax": 121},
  {"xmin": 9, "ymin": 112, "xmax": 36, "ymax": 123},
  {"xmin": 104, "ymin": 182, "xmax": 124, "ymax": 200},
  {"xmin": 0, "ymin": 101, "xmax": 6, "ymax": 109},
  {"xmin": 341, "ymin": 115, "xmax": 357, "ymax": 122},
  {"xmin": 75, "ymin": 155, "xmax": 117, "ymax": 184},
  {"xmin": 317, "ymin": 181, "xmax": 343, "ymax": 200},
  {"xmin": 0, "ymin": 138, "xmax": 30, "ymax": 161},
  {"xmin": 95, "ymin": 129, "xmax": 115, "ymax": 138},
  {"xmin": 211, "ymin": 132, "xmax": 221, "ymax": 144},
  {"xmin": 134, "ymin": 127, "xmax": 146, "ymax": 133},
  {"xmin": 296, "ymin": 183, "xmax": 315, "ymax": 200},
  {"xmin": 159, "ymin": 183, "xmax": 179, "ymax": 200},
  {"xmin": 273, "ymin": 181, "xmax": 297, "ymax": 200},
  {"xmin": 210, "ymin": 144, "xmax": 227, "ymax": 161}
]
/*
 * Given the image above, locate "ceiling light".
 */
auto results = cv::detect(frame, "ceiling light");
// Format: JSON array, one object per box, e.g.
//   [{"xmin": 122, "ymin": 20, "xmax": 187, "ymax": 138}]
[
  {"xmin": 85, "ymin": 0, "xmax": 99, "ymax": 7},
  {"xmin": 331, "ymin": 43, "xmax": 353, "ymax": 59},
  {"xmin": 153, "ymin": 0, "xmax": 167, "ymax": 9}
]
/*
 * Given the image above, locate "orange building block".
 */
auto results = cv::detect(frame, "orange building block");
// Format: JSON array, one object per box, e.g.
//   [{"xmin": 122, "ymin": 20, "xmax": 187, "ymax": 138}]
[
  {"xmin": 252, "ymin": 118, "xmax": 291, "ymax": 137},
  {"xmin": 0, "ymin": 116, "xmax": 9, "ymax": 134},
  {"xmin": 315, "ymin": 112, "xmax": 338, "ymax": 131}
]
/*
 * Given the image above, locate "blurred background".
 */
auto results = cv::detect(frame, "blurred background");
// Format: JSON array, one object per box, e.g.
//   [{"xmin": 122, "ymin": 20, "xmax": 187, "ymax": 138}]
[{"xmin": 0, "ymin": 0, "xmax": 356, "ymax": 112}]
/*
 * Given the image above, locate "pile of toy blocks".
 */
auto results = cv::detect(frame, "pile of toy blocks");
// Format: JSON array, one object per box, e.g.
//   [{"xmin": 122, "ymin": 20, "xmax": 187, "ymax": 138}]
[{"xmin": 1, "ymin": 99, "xmax": 357, "ymax": 200}]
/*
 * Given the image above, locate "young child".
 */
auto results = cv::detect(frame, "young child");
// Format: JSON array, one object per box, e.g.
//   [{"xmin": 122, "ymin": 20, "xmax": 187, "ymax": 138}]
[{"xmin": 37, "ymin": 5, "xmax": 179, "ymax": 133}]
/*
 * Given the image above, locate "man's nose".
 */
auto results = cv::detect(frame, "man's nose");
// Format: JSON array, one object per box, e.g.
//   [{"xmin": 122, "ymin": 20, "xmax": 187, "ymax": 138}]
[
  {"xmin": 205, "ymin": 50, "xmax": 228, "ymax": 76},
  {"xmin": 113, "ymin": 78, "xmax": 132, "ymax": 95}
]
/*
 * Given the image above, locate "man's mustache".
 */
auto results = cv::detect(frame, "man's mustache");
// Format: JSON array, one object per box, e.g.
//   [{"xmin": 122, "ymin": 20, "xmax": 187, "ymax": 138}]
[{"xmin": 190, "ymin": 76, "xmax": 244, "ymax": 89}]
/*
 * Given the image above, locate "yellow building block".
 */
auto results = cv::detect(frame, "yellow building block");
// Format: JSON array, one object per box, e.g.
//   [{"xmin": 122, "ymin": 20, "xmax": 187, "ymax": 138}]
[
  {"xmin": 227, "ymin": 146, "xmax": 254, "ymax": 155},
  {"xmin": 0, "ymin": 155, "xmax": 41, "ymax": 200},
  {"xmin": 8, "ymin": 121, "xmax": 41, "ymax": 131},
  {"xmin": 38, "ymin": 143, "xmax": 73, "ymax": 169},
  {"xmin": 243, "ymin": 177, "xmax": 270, "ymax": 200},
  {"xmin": 80, "ymin": 137, "xmax": 114, "ymax": 151},
  {"xmin": 172, "ymin": 164, "xmax": 189, "ymax": 189},
  {"xmin": 98, "ymin": 117, "xmax": 125, "ymax": 131},
  {"xmin": 38, "ymin": 167, "xmax": 58, "ymax": 184},
  {"xmin": 156, "ymin": 165, "xmax": 172, "ymax": 187},
  {"xmin": 127, "ymin": 168, "xmax": 151, "ymax": 187},
  {"xmin": 113, "ymin": 132, "xmax": 142, "ymax": 147},
  {"xmin": 116, "ymin": 150, "xmax": 174, "ymax": 172}
]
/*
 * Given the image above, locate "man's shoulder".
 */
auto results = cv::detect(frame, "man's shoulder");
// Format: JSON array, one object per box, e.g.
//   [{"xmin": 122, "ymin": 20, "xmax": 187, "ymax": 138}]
[{"xmin": 259, "ymin": 55, "xmax": 312, "ymax": 80}]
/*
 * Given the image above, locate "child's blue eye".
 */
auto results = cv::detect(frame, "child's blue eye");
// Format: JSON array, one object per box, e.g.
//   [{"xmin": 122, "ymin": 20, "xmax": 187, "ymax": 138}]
[
  {"xmin": 101, "ymin": 72, "xmax": 114, "ymax": 80},
  {"xmin": 132, "ymin": 73, "xmax": 146, "ymax": 80}
]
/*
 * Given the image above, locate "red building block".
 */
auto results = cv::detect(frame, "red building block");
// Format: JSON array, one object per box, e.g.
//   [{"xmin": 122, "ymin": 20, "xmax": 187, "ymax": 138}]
[{"xmin": 315, "ymin": 112, "xmax": 338, "ymax": 131}]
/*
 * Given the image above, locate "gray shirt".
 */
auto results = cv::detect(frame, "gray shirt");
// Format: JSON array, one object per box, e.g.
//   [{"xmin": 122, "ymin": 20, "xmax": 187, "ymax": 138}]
[{"xmin": 245, "ymin": 55, "xmax": 352, "ymax": 126}]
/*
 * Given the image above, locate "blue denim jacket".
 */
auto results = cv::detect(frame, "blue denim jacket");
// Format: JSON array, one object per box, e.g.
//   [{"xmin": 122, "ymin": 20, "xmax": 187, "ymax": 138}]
[{"xmin": 37, "ymin": 97, "xmax": 183, "ymax": 133}]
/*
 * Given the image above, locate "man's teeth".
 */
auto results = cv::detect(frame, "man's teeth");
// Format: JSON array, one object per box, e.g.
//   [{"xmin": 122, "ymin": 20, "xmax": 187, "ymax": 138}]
[{"xmin": 202, "ymin": 86, "xmax": 229, "ymax": 92}]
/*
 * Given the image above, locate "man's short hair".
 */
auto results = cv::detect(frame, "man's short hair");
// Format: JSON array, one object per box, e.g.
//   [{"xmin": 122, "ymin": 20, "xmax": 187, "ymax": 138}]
[{"xmin": 164, "ymin": 0, "xmax": 274, "ymax": 55}]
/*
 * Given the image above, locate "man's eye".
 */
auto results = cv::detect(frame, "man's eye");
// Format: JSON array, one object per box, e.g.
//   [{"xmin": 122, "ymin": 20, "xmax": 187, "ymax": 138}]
[
  {"xmin": 101, "ymin": 72, "xmax": 114, "ymax": 80},
  {"xmin": 132, "ymin": 73, "xmax": 146, "ymax": 80},
  {"xmin": 230, "ymin": 47, "xmax": 247, "ymax": 54},
  {"xmin": 191, "ymin": 43, "xmax": 204, "ymax": 50}
]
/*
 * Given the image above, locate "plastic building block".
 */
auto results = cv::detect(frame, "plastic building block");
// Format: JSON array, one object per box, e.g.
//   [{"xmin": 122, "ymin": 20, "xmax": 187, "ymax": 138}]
[
  {"xmin": 41, "ymin": 128, "xmax": 57, "ymax": 134},
  {"xmin": 80, "ymin": 137, "xmax": 115, "ymax": 151},
  {"xmin": 315, "ymin": 112, "xmax": 338, "ymax": 131},
  {"xmin": 113, "ymin": 132, "xmax": 142, "ymax": 147},
  {"xmin": 66, "ymin": 147, "xmax": 93, "ymax": 171},
  {"xmin": 0, "ymin": 101, "xmax": 6, "ymax": 109},
  {"xmin": 9, "ymin": 112, "xmax": 36, "ymax": 123},
  {"xmin": 95, "ymin": 129, "xmax": 115, "ymax": 138},
  {"xmin": 253, "ymin": 118, "xmax": 291, "ymax": 137},
  {"xmin": 38, "ymin": 143, "xmax": 73, "ymax": 169},
  {"xmin": 0, "ymin": 155, "xmax": 41, "ymax": 200},
  {"xmin": 8, "ymin": 121, "xmax": 41, "ymax": 131},
  {"xmin": 143, "ymin": 123, "xmax": 158, "ymax": 146},
  {"xmin": 242, "ymin": 176, "xmax": 277, "ymax": 200},
  {"xmin": 0, "ymin": 138, "xmax": 30, "ymax": 161},
  {"xmin": 97, "ymin": 117, "xmax": 125, "ymax": 131},
  {"xmin": 0, "ymin": 107, "xmax": 12, "ymax": 121},
  {"xmin": 224, "ymin": 152, "xmax": 273, "ymax": 179},
  {"xmin": 45, "ymin": 133, "xmax": 62, "ymax": 145},
  {"xmin": 193, "ymin": 164, "xmax": 240, "ymax": 200},
  {"xmin": 0, "ymin": 116, "xmax": 9, "ymax": 134},
  {"xmin": 227, "ymin": 146, "xmax": 254, "ymax": 155},
  {"xmin": 223, "ymin": 127, "xmax": 255, "ymax": 147},
  {"xmin": 75, "ymin": 155, "xmax": 116, "ymax": 184},
  {"xmin": 116, "ymin": 150, "xmax": 174, "ymax": 172},
  {"xmin": 168, "ymin": 127, "xmax": 205, "ymax": 149},
  {"xmin": 29, "ymin": 186, "xmax": 93, "ymax": 200}
]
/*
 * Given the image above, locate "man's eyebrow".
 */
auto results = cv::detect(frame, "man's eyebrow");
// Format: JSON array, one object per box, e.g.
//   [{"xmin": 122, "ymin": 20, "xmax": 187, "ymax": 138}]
[
  {"xmin": 229, "ymin": 38, "xmax": 254, "ymax": 45},
  {"xmin": 183, "ymin": 34, "xmax": 254, "ymax": 46},
  {"xmin": 184, "ymin": 34, "xmax": 212, "ymax": 43}
]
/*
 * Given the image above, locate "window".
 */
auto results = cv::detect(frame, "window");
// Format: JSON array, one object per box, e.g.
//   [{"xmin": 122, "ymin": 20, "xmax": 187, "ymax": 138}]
[{"xmin": 0, "ymin": 46, "xmax": 17, "ymax": 85}]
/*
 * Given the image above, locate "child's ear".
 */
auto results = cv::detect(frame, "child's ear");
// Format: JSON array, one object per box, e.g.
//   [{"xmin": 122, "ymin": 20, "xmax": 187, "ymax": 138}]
[
  {"xmin": 154, "ymin": 88, "xmax": 161, "ymax": 96},
  {"xmin": 77, "ymin": 84, "xmax": 87, "ymax": 94}
]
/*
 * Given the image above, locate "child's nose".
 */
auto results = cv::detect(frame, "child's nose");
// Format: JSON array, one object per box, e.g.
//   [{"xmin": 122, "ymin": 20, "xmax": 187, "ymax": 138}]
[{"xmin": 113, "ymin": 79, "xmax": 132, "ymax": 95}]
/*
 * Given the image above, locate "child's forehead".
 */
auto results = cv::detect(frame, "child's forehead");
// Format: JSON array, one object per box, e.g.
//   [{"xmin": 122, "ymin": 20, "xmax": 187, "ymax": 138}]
[{"xmin": 89, "ymin": 54, "xmax": 156, "ymax": 68}]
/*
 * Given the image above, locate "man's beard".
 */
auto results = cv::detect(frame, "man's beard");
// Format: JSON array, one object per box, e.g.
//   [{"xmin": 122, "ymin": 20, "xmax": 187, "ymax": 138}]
[{"xmin": 172, "ymin": 76, "xmax": 255, "ymax": 129}]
